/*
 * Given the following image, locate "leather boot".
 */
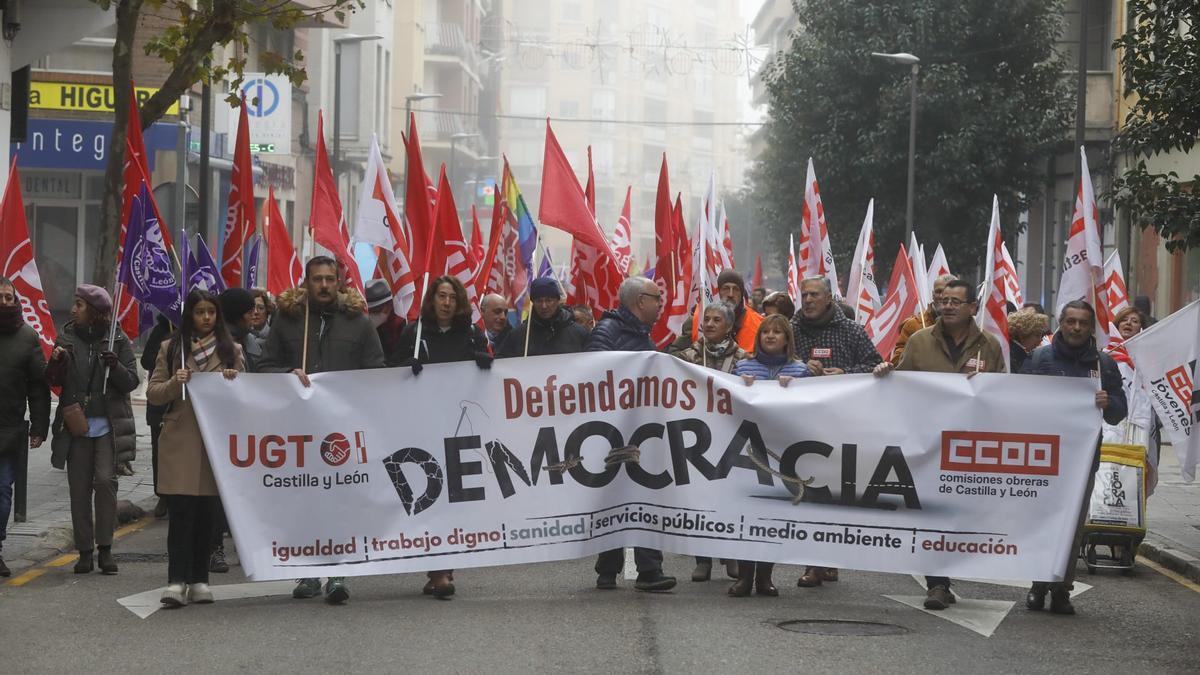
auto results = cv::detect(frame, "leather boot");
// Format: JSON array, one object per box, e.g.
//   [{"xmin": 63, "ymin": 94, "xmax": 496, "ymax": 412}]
[
  {"xmin": 97, "ymin": 546, "xmax": 118, "ymax": 575},
  {"xmin": 796, "ymin": 566, "xmax": 823, "ymax": 587},
  {"xmin": 728, "ymin": 562, "xmax": 754, "ymax": 597},
  {"xmin": 691, "ymin": 558, "xmax": 712, "ymax": 582},
  {"xmin": 429, "ymin": 571, "xmax": 455, "ymax": 599},
  {"xmin": 754, "ymin": 562, "xmax": 778, "ymax": 597},
  {"xmin": 73, "ymin": 550, "xmax": 94, "ymax": 574}
]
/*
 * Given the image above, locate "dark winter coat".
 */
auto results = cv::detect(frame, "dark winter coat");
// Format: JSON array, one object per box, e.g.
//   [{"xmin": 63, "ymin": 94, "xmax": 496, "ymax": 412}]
[
  {"xmin": 585, "ymin": 306, "xmax": 655, "ymax": 352},
  {"xmin": 376, "ymin": 314, "xmax": 408, "ymax": 367},
  {"xmin": 791, "ymin": 304, "xmax": 882, "ymax": 373},
  {"xmin": 230, "ymin": 324, "xmax": 264, "ymax": 373},
  {"xmin": 258, "ymin": 288, "xmax": 386, "ymax": 374},
  {"xmin": 397, "ymin": 318, "xmax": 490, "ymax": 365},
  {"xmin": 0, "ymin": 323, "xmax": 50, "ymax": 455},
  {"xmin": 496, "ymin": 307, "xmax": 589, "ymax": 358},
  {"xmin": 1020, "ymin": 332, "xmax": 1127, "ymax": 426},
  {"xmin": 45, "ymin": 321, "xmax": 139, "ymax": 470}
]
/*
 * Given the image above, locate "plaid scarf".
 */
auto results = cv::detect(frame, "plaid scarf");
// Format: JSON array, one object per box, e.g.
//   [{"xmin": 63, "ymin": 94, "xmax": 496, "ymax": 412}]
[{"xmin": 191, "ymin": 333, "xmax": 217, "ymax": 370}]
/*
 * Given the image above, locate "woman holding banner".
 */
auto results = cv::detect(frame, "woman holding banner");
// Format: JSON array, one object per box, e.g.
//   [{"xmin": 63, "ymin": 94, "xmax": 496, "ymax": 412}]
[
  {"xmin": 45, "ymin": 285, "xmax": 139, "ymax": 576},
  {"xmin": 675, "ymin": 301, "xmax": 746, "ymax": 583},
  {"xmin": 147, "ymin": 290, "xmax": 243, "ymax": 608},
  {"xmin": 397, "ymin": 275, "xmax": 492, "ymax": 599},
  {"xmin": 730, "ymin": 314, "xmax": 813, "ymax": 597}
]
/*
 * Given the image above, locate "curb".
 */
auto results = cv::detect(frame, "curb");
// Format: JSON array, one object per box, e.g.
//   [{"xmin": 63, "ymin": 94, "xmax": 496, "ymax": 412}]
[
  {"xmin": 4, "ymin": 494, "xmax": 162, "ymax": 577},
  {"xmin": 1138, "ymin": 536, "xmax": 1200, "ymax": 584}
]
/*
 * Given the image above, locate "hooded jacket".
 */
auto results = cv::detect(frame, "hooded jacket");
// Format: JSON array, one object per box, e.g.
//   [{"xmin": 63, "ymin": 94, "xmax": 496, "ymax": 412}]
[
  {"xmin": 496, "ymin": 306, "xmax": 589, "ymax": 358},
  {"xmin": 0, "ymin": 322, "xmax": 50, "ymax": 455},
  {"xmin": 586, "ymin": 307, "xmax": 655, "ymax": 352},
  {"xmin": 45, "ymin": 321, "xmax": 139, "ymax": 469},
  {"xmin": 258, "ymin": 288, "xmax": 386, "ymax": 374}
]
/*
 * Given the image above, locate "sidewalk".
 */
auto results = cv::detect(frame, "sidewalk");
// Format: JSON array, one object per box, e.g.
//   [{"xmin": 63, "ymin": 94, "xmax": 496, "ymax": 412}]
[
  {"xmin": 1138, "ymin": 447, "xmax": 1200, "ymax": 582},
  {"xmin": 2, "ymin": 399, "xmax": 158, "ymax": 574}
]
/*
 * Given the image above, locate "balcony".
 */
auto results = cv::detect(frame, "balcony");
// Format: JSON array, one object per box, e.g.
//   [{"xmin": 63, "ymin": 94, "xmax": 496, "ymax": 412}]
[{"xmin": 425, "ymin": 22, "xmax": 479, "ymax": 83}]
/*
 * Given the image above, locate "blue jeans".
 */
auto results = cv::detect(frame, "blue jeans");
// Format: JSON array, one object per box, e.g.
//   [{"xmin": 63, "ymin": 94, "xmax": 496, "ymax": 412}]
[{"xmin": 0, "ymin": 452, "xmax": 14, "ymax": 552}]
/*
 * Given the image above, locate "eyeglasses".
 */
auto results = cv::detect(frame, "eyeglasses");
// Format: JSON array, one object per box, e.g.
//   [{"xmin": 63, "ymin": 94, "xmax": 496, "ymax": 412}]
[
  {"xmin": 937, "ymin": 298, "xmax": 970, "ymax": 308},
  {"xmin": 640, "ymin": 292, "xmax": 664, "ymax": 303}
]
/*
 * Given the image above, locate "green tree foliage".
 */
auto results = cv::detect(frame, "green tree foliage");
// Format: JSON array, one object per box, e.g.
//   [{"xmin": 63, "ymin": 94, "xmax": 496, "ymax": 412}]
[
  {"xmin": 88, "ymin": 0, "xmax": 362, "ymax": 293},
  {"xmin": 1110, "ymin": 0, "xmax": 1200, "ymax": 252},
  {"xmin": 752, "ymin": 0, "xmax": 1073, "ymax": 283}
]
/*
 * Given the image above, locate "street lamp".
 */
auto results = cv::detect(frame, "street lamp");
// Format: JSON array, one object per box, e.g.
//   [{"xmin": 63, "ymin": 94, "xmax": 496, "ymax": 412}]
[
  {"xmin": 331, "ymin": 33, "xmax": 384, "ymax": 183},
  {"xmin": 871, "ymin": 51, "xmax": 920, "ymax": 243},
  {"xmin": 405, "ymin": 92, "xmax": 443, "ymax": 125}
]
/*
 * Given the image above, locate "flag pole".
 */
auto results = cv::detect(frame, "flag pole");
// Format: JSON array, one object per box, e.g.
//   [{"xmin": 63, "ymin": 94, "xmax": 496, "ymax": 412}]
[
  {"xmin": 412, "ymin": 272, "xmax": 430, "ymax": 360},
  {"xmin": 103, "ymin": 268, "xmax": 122, "ymax": 395},
  {"xmin": 523, "ymin": 232, "xmax": 543, "ymax": 358},
  {"xmin": 180, "ymin": 228, "xmax": 188, "ymax": 401}
]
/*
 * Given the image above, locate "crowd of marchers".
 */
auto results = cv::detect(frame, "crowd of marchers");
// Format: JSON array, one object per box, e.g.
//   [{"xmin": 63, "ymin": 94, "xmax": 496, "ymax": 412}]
[{"xmin": 1, "ymin": 256, "xmax": 1152, "ymax": 616}]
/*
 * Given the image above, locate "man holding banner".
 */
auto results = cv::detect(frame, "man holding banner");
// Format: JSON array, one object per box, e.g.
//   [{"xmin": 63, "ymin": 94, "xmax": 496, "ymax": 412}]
[
  {"xmin": 258, "ymin": 256, "xmax": 386, "ymax": 604},
  {"xmin": 587, "ymin": 277, "xmax": 677, "ymax": 592},
  {"xmin": 876, "ymin": 279, "xmax": 1005, "ymax": 610},
  {"xmin": 1020, "ymin": 300, "xmax": 1126, "ymax": 615}
]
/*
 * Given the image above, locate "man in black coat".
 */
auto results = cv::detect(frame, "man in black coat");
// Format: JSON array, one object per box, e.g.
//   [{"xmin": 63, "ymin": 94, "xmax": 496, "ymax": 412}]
[
  {"xmin": 0, "ymin": 277, "xmax": 50, "ymax": 577},
  {"xmin": 585, "ymin": 277, "xmax": 677, "ymax": 593},
  {"xmin": 1020, "ymin": 300, "xmax": 1126, "ymax": 615},
  {"xmin": 497, "ymin": 277, "xmax": 588, "ymax": 358}
]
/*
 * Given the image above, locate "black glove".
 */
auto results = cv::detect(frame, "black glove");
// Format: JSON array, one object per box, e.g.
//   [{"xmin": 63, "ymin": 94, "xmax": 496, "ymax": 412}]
[
  {"xmin": 399, "ymin": 357, "xmax": 423, "ymax": 376},
  {"xmin": 99, "ymin": 351, "xmax": 120, "ymax": 369},
  {"xmin": 474, "ymin": 351, "xmax": 493, "ymax": 370}
]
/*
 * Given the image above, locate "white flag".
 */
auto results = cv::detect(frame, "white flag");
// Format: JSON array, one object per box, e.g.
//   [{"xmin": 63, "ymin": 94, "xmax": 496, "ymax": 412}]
[
  {"xmin": 1123, "ymin": 300, "xmax": 1199, "ymax": 482},
  {"xmin": 353, "ymin": 134, "xmax": 416, "ymax": 316},
  {"xmin": 846, "ymin": 199, "xmax": 880, "ymax": 325},
  {"xmin": 927, "ymin": 243, "xmax": 950, "ymax": 289},
  {"xmin": 801, "ymin": 158, "xmax": 841, "ymax": 298},
  {"xmin": 1057, "ymin": 146, "xmax": 1112, "ymax": 348},
  {"xmin": 908, "ymin": 232, "xmax": 930, "ymax": 310},
  {"xmin": 1000, "ymin": 241, "xmax": 1023, "ymax": 307},
  {"xmin": 977, "ymin": 195, "xmax": 1010, "ymax": 372}
]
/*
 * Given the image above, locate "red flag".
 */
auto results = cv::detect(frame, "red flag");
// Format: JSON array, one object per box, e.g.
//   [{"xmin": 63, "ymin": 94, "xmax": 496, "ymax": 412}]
[
  {"xmin": 221, "ymin": 98, "xmax": 257, "ymax": 288},
  {"xmin": 0, "ymin": 160, "xmax": 57, "ymax": 357},
  {"xmin": 610, "ymin": 186, "xmax": 633, "ymax": 275},
  {"xmin": 432, "ymin": 167, "xmax": 481, "ymax": 323},
  {"xmin": 420, "ymin": 164, "xmax": 453, "ymax": 284},
  {"xmin": 309, "ymin": 110, "xmax": 362, "ymax": 294},
  {"xmin": 477, "ymin": 166, "xmax": 509, "ymax": 298},
  {"xmin": 752, "ymin": 254, "xmax": 763, "ymax": 290},
  {"xmin": 404, "ymin": 113, "xmax": 438, "ymax": 284},
  {"xmin": 117, "ymin": 92, "xmax": 157, "ymax": 337},
  {"xmin": 469, "ymin": 205, "xmax": 485, "ymax": 273},
  {"xmin": 264, "ymin": 185, "xmax": 302, "ymax": 295},
  {"xmin": 978, "ymin": 196, "xmax": 1010, "ymax": 371},
  {"xmin": 866, "ymin": 245, "xmax": 920, "ymax": 359},
  {"xmin": 537, "ymin": 121, "xmax": 611, "ymax": 252},
  {"xmin": 584, "ymin": 146, "xmax": 596, "ymax": 218}
]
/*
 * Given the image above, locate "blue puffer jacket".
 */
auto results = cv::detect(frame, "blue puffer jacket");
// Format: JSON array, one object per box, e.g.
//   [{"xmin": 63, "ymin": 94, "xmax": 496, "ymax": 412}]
[
  {"xmin": 733, "ymin": 353, "xmax": 811, "ymax": 380},
  {"xmin": 1020, "ymin": 332, "xmax": 1127, "ymax": 426},
  {"xmin": 585, "ymin": 307, "xmax": 655, "ymax": 352}
]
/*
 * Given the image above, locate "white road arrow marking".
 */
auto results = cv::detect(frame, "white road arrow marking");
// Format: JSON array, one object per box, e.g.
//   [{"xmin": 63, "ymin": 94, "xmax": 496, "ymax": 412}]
[
  {"xmin": 884, "ymin": 595, "xmax": 1016, "ymax": 638},
  {"xmin": 117, "ymin": 580, "xmax": 297, "ymax": 619}
]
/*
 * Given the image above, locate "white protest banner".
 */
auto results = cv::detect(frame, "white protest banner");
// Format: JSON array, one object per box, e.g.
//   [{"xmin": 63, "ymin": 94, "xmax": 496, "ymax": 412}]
[
  {"xmin": 1123, "ymin": 299, "xmax": 1199, "ymax": 481},
  {"xmin": 188, "ymin": 353, "xmax": 1100, "ymax": 582}
]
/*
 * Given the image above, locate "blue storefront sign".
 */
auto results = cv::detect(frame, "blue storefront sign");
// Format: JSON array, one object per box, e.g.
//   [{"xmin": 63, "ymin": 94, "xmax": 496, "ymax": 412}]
[{"xmin": 10, "ymin": 118, "xmax": 177, "ymax": 170}]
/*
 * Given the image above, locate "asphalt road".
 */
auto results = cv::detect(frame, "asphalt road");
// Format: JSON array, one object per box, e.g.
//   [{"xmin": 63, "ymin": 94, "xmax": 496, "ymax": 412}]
[{"xmin": 3, "ymin": 519, "xmax": 1198, "ymax": 674}]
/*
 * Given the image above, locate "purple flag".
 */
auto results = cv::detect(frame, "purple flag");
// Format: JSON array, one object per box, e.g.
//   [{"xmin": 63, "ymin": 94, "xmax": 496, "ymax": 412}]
[
  {"xmin": 188, "ymin": 234, "xmax": 226, "ymax": 294},
  {"xmin": 245, "ymin": 235, "xmax": 260, "ymax": 288},
  {"xmin": 118, "ymin": 183, "xmax": 181, "ymax": 324}
]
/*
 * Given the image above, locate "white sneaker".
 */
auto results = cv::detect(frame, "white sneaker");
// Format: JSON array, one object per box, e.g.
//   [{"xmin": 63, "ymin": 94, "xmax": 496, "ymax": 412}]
[
  {"xmin": 188, "ymin": 582, "xmax": 214, "ymax": 604},
  {"xmin": 160, "ymin": 583, "xmax": 187, "ymax": 608}
]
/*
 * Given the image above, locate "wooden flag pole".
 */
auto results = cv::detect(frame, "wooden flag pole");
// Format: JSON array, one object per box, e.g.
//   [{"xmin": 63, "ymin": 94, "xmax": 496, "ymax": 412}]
[{"xmin": 412, "ymin": 271, "xmax": 431, "ymax": 361}]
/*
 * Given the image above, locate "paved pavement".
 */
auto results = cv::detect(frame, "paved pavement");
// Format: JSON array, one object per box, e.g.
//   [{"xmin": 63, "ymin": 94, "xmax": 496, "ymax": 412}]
[{"xmin": 1138, "ymin": 449, "xmax": 1200, "ymax": 582}]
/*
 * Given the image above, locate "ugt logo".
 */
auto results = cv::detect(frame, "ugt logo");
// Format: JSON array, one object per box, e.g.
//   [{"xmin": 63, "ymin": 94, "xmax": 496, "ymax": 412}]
[{"xmin": 228, "ymin": 431, "xmax": 368, "ymax": 468}]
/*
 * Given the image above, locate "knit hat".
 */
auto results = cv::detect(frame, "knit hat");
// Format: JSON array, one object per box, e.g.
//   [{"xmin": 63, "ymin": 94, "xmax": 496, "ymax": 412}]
[
  {"xmin": 364, "ymin": 278, "xmax": 392, "ymax": 309},
  {"xmin": 219, "ymin": 288, "xmax": 255, "ymax": 320},
  {"xmin": 716, "ymin": 269, "xmax": 745, "ymax": 291},
  {"xmin": 75, "ymin": 284, "xmax": 112, "ymax": 314},
  {"xmin": 529, "ymin": 276, "xmax": 563, "ymax": 300}
]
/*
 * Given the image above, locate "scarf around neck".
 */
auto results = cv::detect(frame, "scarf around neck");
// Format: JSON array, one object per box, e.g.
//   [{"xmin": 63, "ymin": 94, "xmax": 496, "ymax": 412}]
[{"xmin": 192, "ymin": 333, "xmax": 218, "ymax": 369}]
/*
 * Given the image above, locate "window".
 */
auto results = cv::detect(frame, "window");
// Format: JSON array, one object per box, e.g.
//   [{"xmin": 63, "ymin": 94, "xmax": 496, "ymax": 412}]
[
  {"xmin": 559, "ymin": 100, "xmax": 580, "ymax": 118},
  {"xmin": 1061, "ymin": 0, "xmax": 1111, "ymax": 71}
]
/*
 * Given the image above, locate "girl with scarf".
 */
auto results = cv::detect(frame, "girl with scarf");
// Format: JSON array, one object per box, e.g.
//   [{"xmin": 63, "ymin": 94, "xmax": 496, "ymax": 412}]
[
  {"xmin": 730, "ymin": 315, "xmax": 812, "ymax": 596},
  {"xmin": 147, "ymin": 290, "xmax": 243, "ymax": 607}
]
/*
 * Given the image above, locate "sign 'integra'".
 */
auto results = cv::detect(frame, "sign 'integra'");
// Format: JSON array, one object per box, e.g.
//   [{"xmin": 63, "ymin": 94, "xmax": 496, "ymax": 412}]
[{"xmin": 188, "ymin": 353, "xmax": 1100, "ymax": 582}]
